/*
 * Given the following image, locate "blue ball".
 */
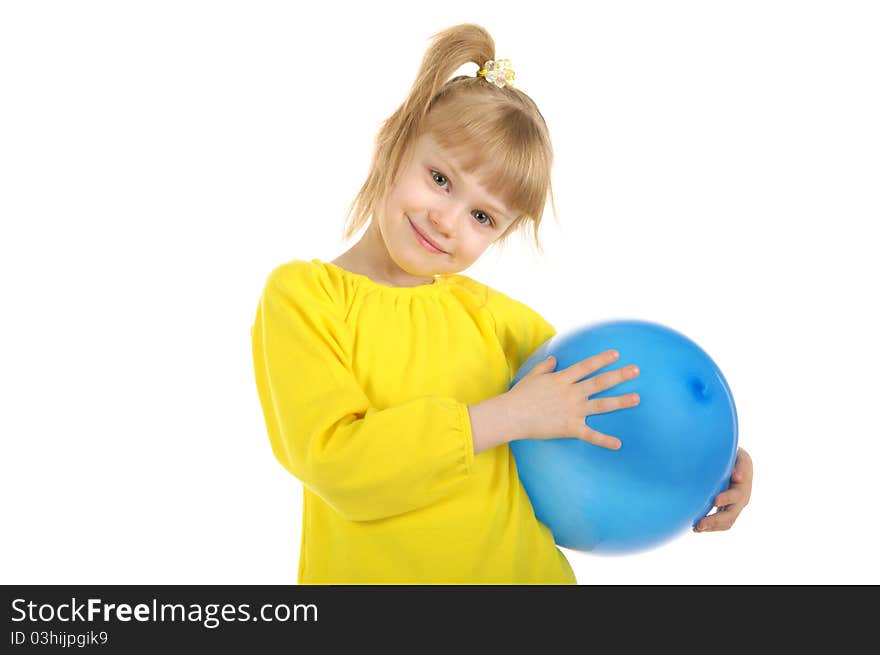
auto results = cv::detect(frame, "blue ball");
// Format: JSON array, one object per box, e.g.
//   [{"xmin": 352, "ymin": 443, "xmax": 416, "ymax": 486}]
[{"xmin": 509, "ymin": 319, "xmax": 738, "ymax": 555}]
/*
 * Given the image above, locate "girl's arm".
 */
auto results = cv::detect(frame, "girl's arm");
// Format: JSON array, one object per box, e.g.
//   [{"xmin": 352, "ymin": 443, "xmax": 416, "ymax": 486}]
[
  {"xmin": 251, "ymin": 263, "xmax": 475, "ymax": 522},
  {"xmin": 468, "ymin": 393, "xmax": 523, "ymax": 455}
]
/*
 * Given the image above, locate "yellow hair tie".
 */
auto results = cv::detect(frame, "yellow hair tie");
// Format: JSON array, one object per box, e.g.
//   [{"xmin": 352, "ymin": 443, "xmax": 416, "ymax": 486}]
[{"xmin": 477, "ymin": 59, "xmax": 516, "ymax": 89}]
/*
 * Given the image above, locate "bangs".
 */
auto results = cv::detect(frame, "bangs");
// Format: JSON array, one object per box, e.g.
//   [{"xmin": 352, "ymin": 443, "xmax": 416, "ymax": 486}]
[{"xmin": 425, "ymin": 92, "xmax": 552, "ymax": 224}]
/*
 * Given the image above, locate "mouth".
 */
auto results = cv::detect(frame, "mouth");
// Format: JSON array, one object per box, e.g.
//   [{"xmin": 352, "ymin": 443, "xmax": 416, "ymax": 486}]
[{"xmin": 408, "ymin": 216, "xmax": 447, "ymax": 254}]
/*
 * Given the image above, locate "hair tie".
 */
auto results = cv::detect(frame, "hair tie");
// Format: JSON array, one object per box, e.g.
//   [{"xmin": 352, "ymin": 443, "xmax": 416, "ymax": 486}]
[{"xmin": 477, "ymin": 59, "xmax": 516, "ymax": 89}]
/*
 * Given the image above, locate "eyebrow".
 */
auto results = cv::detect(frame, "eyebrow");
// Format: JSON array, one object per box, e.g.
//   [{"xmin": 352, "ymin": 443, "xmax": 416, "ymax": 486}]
[{"xmin": 435, "ymin": 156, "xmax": 510, "ymax": 222}]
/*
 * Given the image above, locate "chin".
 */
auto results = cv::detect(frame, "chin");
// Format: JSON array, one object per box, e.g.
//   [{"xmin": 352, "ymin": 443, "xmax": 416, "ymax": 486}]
[
  {"xmin": 388, "ymin": 247, "xmax": 433, "ymax": 277},
  {"xmin": 403, "ymin": 257, "xmax": 441, "ymax": 278}
]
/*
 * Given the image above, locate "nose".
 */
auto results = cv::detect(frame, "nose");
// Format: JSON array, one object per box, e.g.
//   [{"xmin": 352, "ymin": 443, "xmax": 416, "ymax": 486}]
[{"xmin": 427, "ymin": 201, "xmax": 464, "ymax": 237}]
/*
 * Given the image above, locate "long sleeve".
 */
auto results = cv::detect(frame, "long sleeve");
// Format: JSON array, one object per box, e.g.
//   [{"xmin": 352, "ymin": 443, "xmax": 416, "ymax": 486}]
[
  {"xmin": 250, "ymin": 263, "xmax": 475, "ymax": 522},
  {"xmin": 486, "ymin": 287, "xmax": 558, "ymax": 380}
]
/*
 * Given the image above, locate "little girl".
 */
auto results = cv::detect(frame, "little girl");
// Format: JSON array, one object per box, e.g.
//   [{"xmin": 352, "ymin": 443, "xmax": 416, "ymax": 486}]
[{"xmin": 250, "ymin": 23, "xmax": 753, "ymax": 584}]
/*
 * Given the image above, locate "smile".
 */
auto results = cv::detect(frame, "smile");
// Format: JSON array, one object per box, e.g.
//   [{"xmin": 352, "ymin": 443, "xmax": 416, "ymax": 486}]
[{"xmin": 408, "ymin": 217, "xmax": 447, "ymax": 254}]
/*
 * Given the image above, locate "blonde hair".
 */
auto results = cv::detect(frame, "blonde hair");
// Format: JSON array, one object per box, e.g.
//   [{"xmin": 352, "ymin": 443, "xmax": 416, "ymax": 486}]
[{"xmin": 341, "ymin": 23, "xmax": 557, "ymax": 255}]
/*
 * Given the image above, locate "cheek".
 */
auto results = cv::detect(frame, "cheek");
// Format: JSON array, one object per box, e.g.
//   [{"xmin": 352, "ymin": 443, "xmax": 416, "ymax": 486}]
[
  {"xmin": 386, "ymin": 189, "xmax": 418, "ymax": 217},
  {"xmin": 457, "ymin": 232, "xmax": 493, "ymax": 260},
  {"xmin": 381, "ymin": 188, "xmax": 415, "ymax": 224}
]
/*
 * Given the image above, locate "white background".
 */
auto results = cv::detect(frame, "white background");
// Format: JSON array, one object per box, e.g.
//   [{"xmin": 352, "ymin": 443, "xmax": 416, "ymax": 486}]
[{"xmin": 2, "ymin": 1, "xmax": 878, "ymax": 585}]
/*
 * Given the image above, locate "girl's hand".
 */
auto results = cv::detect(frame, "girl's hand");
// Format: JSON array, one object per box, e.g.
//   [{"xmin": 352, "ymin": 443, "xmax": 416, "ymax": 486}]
[
  {"xmin": 694, "ymin": 447, "xmax": 753, "ymax": 532},
  {"xmin": 506, "ymin": 349, "xmax": 641, "ymax": 450}
]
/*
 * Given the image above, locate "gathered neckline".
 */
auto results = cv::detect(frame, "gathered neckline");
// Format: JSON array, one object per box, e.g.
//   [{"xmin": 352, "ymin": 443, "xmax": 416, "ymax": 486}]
[{"xmin": 313, "ymin": 259, "xmax": 451, "ymax": 292}]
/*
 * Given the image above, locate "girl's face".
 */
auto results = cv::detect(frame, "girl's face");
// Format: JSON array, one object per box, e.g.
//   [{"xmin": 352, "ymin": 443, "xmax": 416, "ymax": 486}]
[{"xmin": 375, "ymin": 132, "xmax": 516, "ymax": 283}]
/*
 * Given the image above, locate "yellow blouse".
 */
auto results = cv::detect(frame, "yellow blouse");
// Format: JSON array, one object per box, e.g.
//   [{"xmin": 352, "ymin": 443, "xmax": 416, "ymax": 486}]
[{"xmin": 250, "ymin": 258, "xmax": 576, "ymax": 584}]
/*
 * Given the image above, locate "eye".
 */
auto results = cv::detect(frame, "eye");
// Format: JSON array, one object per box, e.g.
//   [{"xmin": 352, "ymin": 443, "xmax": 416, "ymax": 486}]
[
  {"xmin": 430, "ymin": 169, "xmax": 495, "ymax": 228},
  {"xmin": 430, "ymin": 171, "xmax": 449, "ymax": 188},
  {"xmin": 472, "ymin": 211, "xmax": 494, "ymax": 228}
]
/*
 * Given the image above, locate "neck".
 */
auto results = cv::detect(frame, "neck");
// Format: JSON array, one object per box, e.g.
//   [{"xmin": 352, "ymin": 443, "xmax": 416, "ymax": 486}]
[{"xmin": 334, "ymin": 220, "xmax": 437, "ymax": 287}]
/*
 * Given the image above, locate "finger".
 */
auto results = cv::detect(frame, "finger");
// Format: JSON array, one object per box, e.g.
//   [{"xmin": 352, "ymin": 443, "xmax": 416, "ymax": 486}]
[
  {"xmin": 713, "ymin": 489, "xmax": 743, "ymax": 509},
  {"xmin": 695, "ymin": 506, "xmax": 743, "ymax": 532},
  {"xmin": 578, "ymin": 424, "xmax": 622, "ymax": 450},
  {"xmin": 524, "ymin": 355, "xmax": 557, "ymax": 377},
  {"xmin": 577, "ymin": 363, "xmax": 640, "ymax": 396},
  {"xmin": 563, "ymin": 349, "xmax": 621, "ymax": 384},
  {"xmin": 733, "ymin": 448, "xmax": 753, "ymax": 482},
  {"xmin": 585, "ymin": 393, "xmax": 640, "ymax": 416}
]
